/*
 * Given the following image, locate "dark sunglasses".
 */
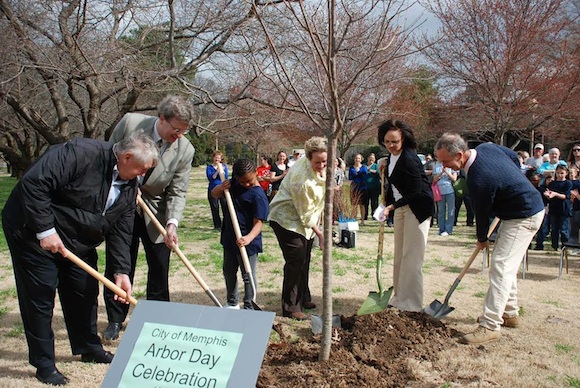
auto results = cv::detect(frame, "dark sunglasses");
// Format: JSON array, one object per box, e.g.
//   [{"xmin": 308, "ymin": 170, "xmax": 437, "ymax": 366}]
[{"xmin": 573, "ymin": 149, "xmax": 580, "ymax": 152}]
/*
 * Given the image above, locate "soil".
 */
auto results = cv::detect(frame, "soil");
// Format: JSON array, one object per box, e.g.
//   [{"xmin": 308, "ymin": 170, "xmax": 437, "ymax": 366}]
[{"xmin": 257, "ymin": 310, "xmax": 458, "ymax": 388}]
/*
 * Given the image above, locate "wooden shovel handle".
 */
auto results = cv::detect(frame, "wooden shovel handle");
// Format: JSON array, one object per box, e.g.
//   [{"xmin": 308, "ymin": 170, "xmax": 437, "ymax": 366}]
[
  {"xmin": 136, "ymin": 197, "xmax": 219, "ymax": 299},
  {"xmin": 457, "ymin": 217, "xmax": 500, "ymax": 280},
  {"xmin": 62, "ymin": 248, "xmax": 138, "ymax": 306}
]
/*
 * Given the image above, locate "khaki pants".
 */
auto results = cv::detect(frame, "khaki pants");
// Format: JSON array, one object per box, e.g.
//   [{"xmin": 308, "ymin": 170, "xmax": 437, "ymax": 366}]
[
  {"xmin": 479, "ymin": 210, "xmax": 544, "ymax": 330},
  {"xmin": 390, "ymin": 205, "xmax": 430, "ymax": 312}
]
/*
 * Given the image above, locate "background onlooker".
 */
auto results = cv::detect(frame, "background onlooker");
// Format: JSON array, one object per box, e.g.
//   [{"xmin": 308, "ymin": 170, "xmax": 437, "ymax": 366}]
[
  {"xmin": 566, "ymin": 143, "xmax": 580, "ymax": 171},
  {"xmin": 365, "ymin": 153, "xmax": 381, "ymax": 221},
  {"xmin": 257, "ymin": 155, "xmax": 272, "ymax": 197},
  {"xmin": 269, "ymin": 151, "xmax": 289, "ymax": 201},
  {"xmin": 206, "ymin": 150, "xmax": 228, "ymax": 230},
  {"xmin": 432, "ymin": 161, "xmax": 457, "ymax": 236},
  {"xmin": 348, "ymin": 154, "xmax": 368, "ymax": 225},
  {"xmin": 544, "ymin": 165, "xmax": 572, "ymax": 251},
  {"xmin": 538, "ymin": 148, "xmax": 567, "ymax": 178},
  {"xmin": 525, "ymin": 143, "xmax": 545, "ymax": 170}
]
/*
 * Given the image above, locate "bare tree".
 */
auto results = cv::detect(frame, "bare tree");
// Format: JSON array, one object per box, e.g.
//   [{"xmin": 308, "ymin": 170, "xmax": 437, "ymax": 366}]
[
  {"xmin": 0, "ymin": 0, "xmax": 277, "ymax": 176},
  {"xmin": 420, "ymin": 0, "xmax": 580, "ymax": 145},
  {"xmin": 241, "ymin": 0, "xmax": 421, "ymax": 360}
]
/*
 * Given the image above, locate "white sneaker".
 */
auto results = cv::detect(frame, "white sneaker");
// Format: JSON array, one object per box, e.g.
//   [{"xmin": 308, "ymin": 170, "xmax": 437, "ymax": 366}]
[
  {"xmin": 225, "ymin": 304, "xmax": 240, "ymax": 309},
  {"xmin": 440, "ymin": 232, "xmax": 449, "ymax": 237}
]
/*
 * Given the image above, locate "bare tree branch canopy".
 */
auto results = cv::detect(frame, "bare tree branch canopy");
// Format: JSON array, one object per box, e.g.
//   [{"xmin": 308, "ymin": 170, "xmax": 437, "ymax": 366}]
[
  {"xmin": 0, "ymin": 0, "xmax": 270, "ymax": 176},
  {"xmin": 421, "ymin": 0, "xmax": 580, "ymax": 144}
]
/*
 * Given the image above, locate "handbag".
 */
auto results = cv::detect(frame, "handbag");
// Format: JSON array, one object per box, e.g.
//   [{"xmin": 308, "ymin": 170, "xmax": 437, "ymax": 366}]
[
  {"xmin": 431, "ymin": 181, "xmax": 442, "ymax": 202},
  {"xmin": 453, "ymin": 177, "xmax": 468, "ymax": 198}
]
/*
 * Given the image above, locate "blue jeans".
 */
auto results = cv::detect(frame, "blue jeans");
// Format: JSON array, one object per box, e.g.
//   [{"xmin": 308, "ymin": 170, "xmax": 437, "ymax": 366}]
[
  {"xmin": 223, "ymin": 249, "xmax": 258, "ymax": 309},
  {"xmin": 438, "ymin": 192, "xmax": 455, "ymax": 234},
  {"xmin": 535, "ymin": 209, "xmax": 550, "ymax": 249}
]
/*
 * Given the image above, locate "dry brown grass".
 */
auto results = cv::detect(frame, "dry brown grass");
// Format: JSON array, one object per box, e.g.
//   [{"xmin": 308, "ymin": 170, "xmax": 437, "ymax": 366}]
[{"xmin": 0, "ymin": 167, "xmax": 579, "ymax": 387}]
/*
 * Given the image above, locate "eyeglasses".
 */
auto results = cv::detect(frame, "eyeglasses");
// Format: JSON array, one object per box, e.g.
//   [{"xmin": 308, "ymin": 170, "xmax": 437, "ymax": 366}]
[
  {"xmin": 573, "ymin": 149, "xmax": 580, "ymax": 152},
  {"xmin": 167, "ymin": 120, "xmax": 190, "ymax": 135},
  {"xmin": 384, "ymin": 139, "xmax": 402, "ymax": 146}
]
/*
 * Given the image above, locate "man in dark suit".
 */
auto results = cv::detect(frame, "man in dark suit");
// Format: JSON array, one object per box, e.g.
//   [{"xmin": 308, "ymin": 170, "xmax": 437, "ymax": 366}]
[
  {"xmin": 2, "ymin": 133, "xmax": 159, "ymax": 385},
  {"xmin": 103, "ymin": 95, "xmax": 195, "ymax": 340}
]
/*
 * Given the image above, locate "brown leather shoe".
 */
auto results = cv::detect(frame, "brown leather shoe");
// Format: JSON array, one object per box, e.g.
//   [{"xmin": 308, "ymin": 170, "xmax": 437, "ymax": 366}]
[
  {"xmin": 283, "ymin": 311, "xmax": 309, "ymax": 320},
  {"xmin": 460, "ymin": 326, "xmax": 501, "ymax": 345},
  {"xmin": 501, "ymin": 314, "xmax": 519, "ymax": 328},
  {"xmin": 302, "ymin": 301, "xmax": 316, "ymax": 309}
]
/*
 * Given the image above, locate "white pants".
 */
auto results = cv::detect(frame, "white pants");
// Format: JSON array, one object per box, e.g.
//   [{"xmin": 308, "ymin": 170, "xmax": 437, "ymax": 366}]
[
  {"xmin": 479, "ymin": 210, "xmax": 544, "ymax": 330},
  {"xmin": 389, "ymin": 205, "xmax": 430, "ymax": 311}
]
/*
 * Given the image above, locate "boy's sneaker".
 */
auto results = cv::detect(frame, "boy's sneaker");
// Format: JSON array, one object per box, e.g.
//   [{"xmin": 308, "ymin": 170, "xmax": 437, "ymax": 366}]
[
  {"xmin": 460, "ymin": 326, "xmax": 501, "ymax": 345},
  {"xmin": 440, "ymin": 232, "xmax": 449, "ymax": 236},
  {"xmin": 225, "ymin": 304, "xmax": 240, "ymax": 309}
]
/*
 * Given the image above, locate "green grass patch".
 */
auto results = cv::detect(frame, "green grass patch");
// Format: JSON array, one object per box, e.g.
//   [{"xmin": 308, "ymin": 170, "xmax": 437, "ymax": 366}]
[
  {"xmin": 473, "ymin": 291, "xmax": 486, "ymax": 298},
  {"xmin": 332, "ymin": 286, "xmax": 346, "ymax": 293},
  {"xmin": 566, "ymin": 375, "xmax": 580, "ymax": 387},
  {"xmin": 333, "ymin": 266, "xmax": 347, "ymax": 276},
  {"xmin": 542, "ymin": 300, "xmax": 562, "ymax": 308},
  {"xmin": 6, "ymin": 323, "xmax": 24, "ymax": 337},
  {"xmin": 0, "ymin": 288, "xmax": 17, "ymax": 302},
  {"xmin": 555, "ymin": 343, "xmax": 574, "ymax": 355},
  {"xmin": 0, "ymin": 306, "xmax": 9, "ymax": 318}
]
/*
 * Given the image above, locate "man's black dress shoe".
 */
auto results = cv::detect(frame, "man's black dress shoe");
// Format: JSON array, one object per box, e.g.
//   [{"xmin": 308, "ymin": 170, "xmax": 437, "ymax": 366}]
[
  {"xmin": 81, "ymin": 349, "xmax": 114, "ymax": 364},
  {"xmin": 36, "ymin": 367, "xmax": 68, "ymax": 386},
  {"xmin": 103, "ymin": 322, "xmax": 122, "ymax": 340},
  {"xmin": 302, "ymin": 301, "xmax": 316, "ymax": 309}
]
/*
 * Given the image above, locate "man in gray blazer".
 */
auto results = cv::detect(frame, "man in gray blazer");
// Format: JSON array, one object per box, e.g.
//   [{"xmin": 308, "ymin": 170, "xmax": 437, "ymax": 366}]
[{"xmin": 103, "ymin": 95, "xmax": 195, "ymax": 340}]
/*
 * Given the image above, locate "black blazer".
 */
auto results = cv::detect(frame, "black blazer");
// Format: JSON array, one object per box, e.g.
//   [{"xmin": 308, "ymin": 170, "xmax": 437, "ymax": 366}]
[{"xmin": 385, "ymin": 147, "xmax": 434, "ymax": 223}]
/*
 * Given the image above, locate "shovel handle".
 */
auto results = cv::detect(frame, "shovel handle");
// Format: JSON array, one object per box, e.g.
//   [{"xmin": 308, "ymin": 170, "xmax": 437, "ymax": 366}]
[
  {"xmin": 62, "ymin": 248, "xmax": 138, "ymax": 306},
  {"xmin": 456, "ymin": 217, "xmax": 500, "ymax": 281},
  {"xmin": 137, "ymin": 197, "xmax": 222, "ymax": 307},
  {"xmin": 217, "ymin": 164, "xmax": 258, "ymax": 304}
]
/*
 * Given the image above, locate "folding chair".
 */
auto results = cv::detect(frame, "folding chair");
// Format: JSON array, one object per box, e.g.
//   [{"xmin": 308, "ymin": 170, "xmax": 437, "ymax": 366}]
[{"xmin": 559, "ymin": 211, "xmax": 580, "ymax": 279}]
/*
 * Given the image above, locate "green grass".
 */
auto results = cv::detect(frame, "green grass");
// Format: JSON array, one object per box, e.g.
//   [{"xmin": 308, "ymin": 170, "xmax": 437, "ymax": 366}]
[
  {"xmin": 473, "ymin": 291, "xmax": 486, "ymax": 298},
  {"xmin": 566, "ymin": 375, "xmax": 580, "ymax": 387},
  {"xmin": 555, "ymin": 343, "xmax": 574, "ymax": 355},
  {"xmin": 0, "ymin": 306, "xmax": 9, "ymax": 319},
  {"xmin": 6, "ymin": 323, "xmax": 24, "ymax": 337},
  {"xmin": 332, "ymin": 286, "xmax": 346, "ymax": 293},
  {"xmin": 542, "ymin": 300, "xmax": 562, "ymax": 308}
]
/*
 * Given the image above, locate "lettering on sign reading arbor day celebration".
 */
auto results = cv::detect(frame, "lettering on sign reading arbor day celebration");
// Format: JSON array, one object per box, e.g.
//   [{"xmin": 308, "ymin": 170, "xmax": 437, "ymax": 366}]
[{"xmin": 119, "ymin": 322, "xmax": 243, "ymax": 388}]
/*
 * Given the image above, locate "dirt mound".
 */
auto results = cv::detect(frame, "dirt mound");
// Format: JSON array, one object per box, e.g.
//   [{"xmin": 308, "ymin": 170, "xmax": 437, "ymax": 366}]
[{"xmin": 257, "ymin": 310, "xmax": 459, "ymax": 387}]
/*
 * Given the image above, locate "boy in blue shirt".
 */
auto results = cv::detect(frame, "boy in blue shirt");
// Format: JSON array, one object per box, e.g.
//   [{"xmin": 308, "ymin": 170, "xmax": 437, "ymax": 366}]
[{"xmin": 211, "ymin": 158, "xmax": 269, "ymax": 309}]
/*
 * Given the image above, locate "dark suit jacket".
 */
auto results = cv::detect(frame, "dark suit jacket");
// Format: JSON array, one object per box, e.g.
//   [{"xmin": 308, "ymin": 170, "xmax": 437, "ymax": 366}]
[
  {"xmin": 2, "ymin": 139, "xmax": 137, "ymax": 274},
  {"xmin": 385, "ymin": 147, "xmax": 434, "ymax": 223}
]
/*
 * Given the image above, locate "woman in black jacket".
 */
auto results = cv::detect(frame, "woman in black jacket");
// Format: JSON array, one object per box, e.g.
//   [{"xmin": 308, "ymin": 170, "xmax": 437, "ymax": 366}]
[{"xmin": 379, "ymin": 120, "xmax": 434, "ymax": 311}]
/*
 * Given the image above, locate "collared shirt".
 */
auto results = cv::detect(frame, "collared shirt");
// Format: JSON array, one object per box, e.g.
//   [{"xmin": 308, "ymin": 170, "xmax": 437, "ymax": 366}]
[{"xmin": 464, "ymin": 149, "xmax": 477, "ymax": 175}]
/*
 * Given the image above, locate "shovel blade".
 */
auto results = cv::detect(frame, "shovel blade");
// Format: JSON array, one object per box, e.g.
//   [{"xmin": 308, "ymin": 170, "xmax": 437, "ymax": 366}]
[
  {"xmin": 433, "ymin": 305, "xmax": 455, "ymax": 319},
  {"xmin": 423, "ymin": 299, "xmax": 443, "ymax": 316},
  {"xmin": 423, "ymin": 299, "xmax": 455, "ymax": 319},
  {"xmin": 357, "ymin": 287, "xmax": 393, "ymax": 316},
  {"xmin": 310, "ymin": 314, "xmax": 341, "ymax": 335}
]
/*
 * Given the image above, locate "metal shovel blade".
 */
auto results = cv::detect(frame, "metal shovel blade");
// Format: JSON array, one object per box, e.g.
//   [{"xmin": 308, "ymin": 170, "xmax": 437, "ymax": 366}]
[
  {"xmin": 310, "ymin": 314, "xmax": 341, "ymax": 335},
  {"xmin": 423, "ymin": 299, "xmax": 455, "ymax": 319},
  {"xmin": 357, "ymin": 287, "xmax": 393, "ymax": 316}
]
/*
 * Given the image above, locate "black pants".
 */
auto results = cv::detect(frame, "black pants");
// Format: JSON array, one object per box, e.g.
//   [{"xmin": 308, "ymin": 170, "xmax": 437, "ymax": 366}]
[
  {"xmin": 104, "ymin": 212, "xmax": 171, "ymax": 323},
  {"xmin": 3, "ymin": 220, "xmax": 102, "ymax": 369},
  {"xmin": 270, "ymin": 221, "xmax": 313, "ymax": 314},
  {"xmin": 366, "ymin": 187, "xmax": 380, "ymax": 220},
  {"xmin": 454, "ymin": 195, "xmax": 474, "ymax": 226},
  {"xmin": 208, "ymin": 188, "xmax": 225, "ymax": 229}
]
